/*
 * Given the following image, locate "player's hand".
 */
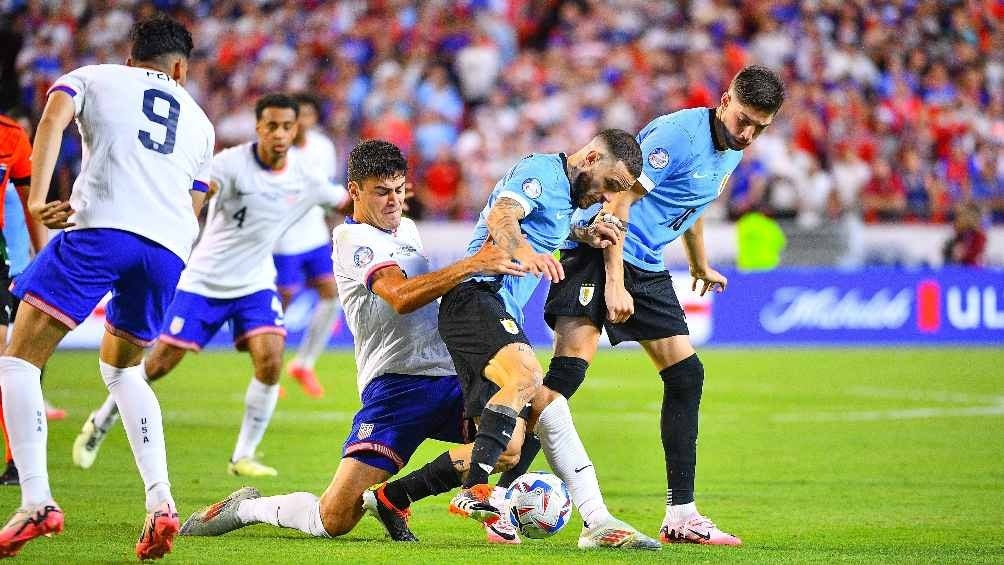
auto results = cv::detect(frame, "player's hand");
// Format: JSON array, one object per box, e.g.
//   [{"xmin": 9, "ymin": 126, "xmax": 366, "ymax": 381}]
[
  {"xmin": 30, "ymin": 200, "xmax": 75, "ymax": 229},
  {"xmin": 470, "ymin": 241, "xmax": 529, "ymax": 277},
  {"xmin": 514, "ymin": 247, "xmax": 565, "ymax": 282},
  {"xmin": 605, "ymin": 283, "xmax": 634, "ymax": 323},
  {"xmin": 690, "ymin": 265, "xmax": 727, "ymax": 296}
]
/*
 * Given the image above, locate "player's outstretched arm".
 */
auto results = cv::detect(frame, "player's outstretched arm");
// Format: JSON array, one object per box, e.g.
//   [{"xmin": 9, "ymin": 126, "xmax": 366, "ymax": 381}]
[
  {"xmin": 598, "ymin": 183, "xmax": 646, "ymax": 323},
  {"xmin": 682, "ymin": 216, "xmax": 727, "ymax": 296},
  {"xmin": 369, "ymin": 241, "xmax": 527, "ymax": 315},
  {"xmin": 487, "ymin": 196, "xmax": 564, "ymax": 281},
  {"xmin": 29, "ymin": 91, "xmax": 76, "ymax": 229}
]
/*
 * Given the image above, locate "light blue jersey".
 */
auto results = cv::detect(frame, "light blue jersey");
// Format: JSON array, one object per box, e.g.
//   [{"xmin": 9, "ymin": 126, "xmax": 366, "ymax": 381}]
[
  {"xmin": 467, "ymin": 153, "xmax": 572, "ymax": 322},
  {"xmin": 569, "ymin": 108, "xmax": 742, "ymax": 271},
  {"xmin": 3, "ymin": 183, "xmax": 30, "ymax": 275}
]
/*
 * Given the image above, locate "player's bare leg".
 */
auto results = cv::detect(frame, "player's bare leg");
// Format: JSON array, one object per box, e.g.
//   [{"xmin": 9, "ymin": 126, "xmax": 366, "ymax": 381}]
[
  {"xmin": 286, "ymin": 278, "xmax": 337, "ymax": 398},
  {"xmin": 640, "ymin": 335, "xmax": 740, "ymax": 545},
  {"xmin": 73, "ymin": 341, "xmax": 188, "ymax": 469},
  {"xmin": 229, "ymin": 333, "xmax": 283, "ymax": 477}
]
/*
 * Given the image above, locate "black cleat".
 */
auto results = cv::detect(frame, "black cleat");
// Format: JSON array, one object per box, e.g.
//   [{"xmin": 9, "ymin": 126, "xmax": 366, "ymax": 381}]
[
  {"xmin": 362, "ymin": 483, "xmax": 418, "ymax": 542},
  {"xmin": 0, "ymin": 463, "xmax": 18, "ymax": 486}
]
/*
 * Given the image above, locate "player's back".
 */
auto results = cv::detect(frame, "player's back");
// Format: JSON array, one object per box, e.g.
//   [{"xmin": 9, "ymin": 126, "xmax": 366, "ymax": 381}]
[{"xmin": 50, "ymin": 64, "xmax": 215, "ymax": 260}]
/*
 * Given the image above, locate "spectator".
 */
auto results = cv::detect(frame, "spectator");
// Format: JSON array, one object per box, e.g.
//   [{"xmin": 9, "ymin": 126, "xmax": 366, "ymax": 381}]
[
  {"xmin": 942, "ymin": 202, "xmax": 987, "ymax": 266},
  {"xmin": 862, "ymin": 161, "xmax": 907, "ymax": 222}
]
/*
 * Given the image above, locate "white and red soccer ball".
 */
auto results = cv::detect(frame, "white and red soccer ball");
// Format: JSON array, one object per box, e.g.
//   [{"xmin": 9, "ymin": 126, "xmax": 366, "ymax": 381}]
[{"xmin": 505, "ymin": 472, "xmax": 572, "ymax": 539}]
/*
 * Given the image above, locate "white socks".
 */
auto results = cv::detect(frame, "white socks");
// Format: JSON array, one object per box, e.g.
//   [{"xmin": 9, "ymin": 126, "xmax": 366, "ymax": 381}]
[
  {"xmin": 534, "ymin": 395, "xmax": 611, "ymax": 527},
  {"xmin": 231, "ymin": 378, "xmax": 279, "ymax": 462},
  {"xmin": 0, "ymin": 356, "xmax": 50, "ymax": 507},
  {"xmin": 296, "ymin": 298, "xmax": 338, "ymax": 368},
  {"xmin": 665, "ymin": 501, "xmax": 699, "ymax": 525},
  {"xmin": 99, "ymin": 361, "xmax": 173, "ymax": 512},
  {"xmin": 236, "ymin": 492, "xmax": 330, "ymax": 537},
  {"xmin": 92, "ymin": 361, "xmax": 147, "ymax": 431}
]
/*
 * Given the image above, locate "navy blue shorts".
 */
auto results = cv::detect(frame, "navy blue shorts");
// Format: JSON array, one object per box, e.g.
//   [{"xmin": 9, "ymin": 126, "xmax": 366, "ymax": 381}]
[
  {"xmin": 11, "ymin": 228, "xmax": 184, "ymax": 346},
  {"xmin": 273, "ymin": 244, "xmax": 335, "ymax": 293},
  {"xmin": 343, "ymin": 373, "xmax": 472, "ymax": 474},
  {"xmin": 158, "ymin": 288, "xmax": 285, "ymax": 352}
]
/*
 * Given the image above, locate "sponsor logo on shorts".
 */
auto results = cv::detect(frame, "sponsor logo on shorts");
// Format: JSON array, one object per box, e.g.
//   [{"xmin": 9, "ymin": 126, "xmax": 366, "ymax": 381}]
[
  {"xmin": 500, "ymin": 319, "xmax": 520, "ymax": 335},
  {"xmin": 353, "ymin": 246, "xmax": 374, "ymax": 267},
  {"xmin": 357, "ymin": 423, "xmax": 374, "ymax": 439},
  {"xmin": 579, "ymin": 284, "xmax": 595, "ymax": 306},
  {"xmin": 521, "ymin": 178, "xmax": 542, "ymax": 199},
  {"xmin": 169, "ymin": 316, "xmax": 185, "ymax": 335},
  {"xmin": 648, "ymin": 148, "xmax": 669, "ymax": 169}
]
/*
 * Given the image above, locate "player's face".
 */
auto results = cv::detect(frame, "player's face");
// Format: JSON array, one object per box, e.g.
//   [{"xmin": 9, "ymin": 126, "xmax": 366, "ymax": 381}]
[
  {"xmin": 717, "ymin": 91, "xmax": 775, "ymax": 150},
  {"xmin": 351, "ymin": 174, "xmax": 407, "ymax": 231},
  {"xmin": 571, "ymin": 152, "xmax": 634, "ymax": 208},
  {"xmin": 256, "ymin": 107, "xmax": 299, "ymax": 158}
]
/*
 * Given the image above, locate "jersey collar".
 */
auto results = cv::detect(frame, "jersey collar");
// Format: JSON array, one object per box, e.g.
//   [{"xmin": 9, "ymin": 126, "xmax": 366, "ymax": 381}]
[
  {"xmin": 346, "ymin": 215, "xmax": 395, "ymax": 235},
  {"xmin": 251, "ymin": 143, "xmax": 287, "ymax": 173},
  {"xmin": 708, "ymin": 108, "xmax": 728, "ymax": 152}
]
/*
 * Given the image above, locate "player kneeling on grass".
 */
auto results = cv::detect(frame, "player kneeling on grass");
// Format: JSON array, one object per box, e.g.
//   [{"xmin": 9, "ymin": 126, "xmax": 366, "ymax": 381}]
[
  {"xmin": 178, "ymin": 140, "xmax": 528, "ymax": 541},
  {"xmin": 70, "ymin": 93, "xmax": 350, "ymax": 478}
]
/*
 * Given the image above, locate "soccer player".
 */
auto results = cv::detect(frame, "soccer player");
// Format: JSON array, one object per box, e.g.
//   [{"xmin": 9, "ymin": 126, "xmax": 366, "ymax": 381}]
[
  {"xmin": 274, "ymin": 93, "xmax": 341, "ymax": 398},
  {"xmin": 0, "ymin": 16, "xmax": 214, "ymax": 560},
  {"xmin": 503, "ymin": 64, "xmax": 786, "ymax": 546},
  {"xmin": 177, "ymin": 140, "xmax": 525, "ymax": 541},
  {"xmin": 71, "ymin": 93, "xmax": 348, "ymax": 479}
]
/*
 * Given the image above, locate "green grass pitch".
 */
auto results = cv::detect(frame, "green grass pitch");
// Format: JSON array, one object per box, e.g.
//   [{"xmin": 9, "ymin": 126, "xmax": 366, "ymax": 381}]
[{"xmin": 2, "ymin": 347, "xmax": 1002, "ymax": 563}]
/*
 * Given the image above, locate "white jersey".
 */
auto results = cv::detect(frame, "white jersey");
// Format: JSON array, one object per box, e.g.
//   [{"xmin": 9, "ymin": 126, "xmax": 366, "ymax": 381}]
[
  {"xmin": 177, "ymin": 143, "xmax": 348, "ymax": 298},
  {"xmin": 333, "ymin": 217, "xmax": 455, "ymax": 394},
  {"xmin": 273, "ymin": 129, "xmax": 337, "ymax": 255},
  {"xmin": 49, "ymin": 64, "xmax": 215, "ymax": 261}
]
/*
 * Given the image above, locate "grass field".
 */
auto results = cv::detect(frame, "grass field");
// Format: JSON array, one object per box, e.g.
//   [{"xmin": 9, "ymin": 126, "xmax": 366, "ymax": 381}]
[{"xmin": 2, "ymin": 347, "xmax": 1003, "ymax": 563}]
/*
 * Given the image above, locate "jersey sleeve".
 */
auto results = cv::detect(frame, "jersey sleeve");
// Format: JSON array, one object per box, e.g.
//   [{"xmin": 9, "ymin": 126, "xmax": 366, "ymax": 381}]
[
  {"xmin": 333, "ymin": 226, "xmax": 400, "ymax": 292},
  {"xmin": 208, "ymin": 149, "xmax": 235, "ymax": 197},
  {"xmin": 46, "ymin": 66, "xmax": 95, "ymax": 116},
  {"xmin": 192, "ymin": 123, "xmax": 216, "ymax": 192},
  {"xmin": 636, "ymin": 121, "xmax": 692, "ymax": 192},
  {"xmin": 494, "ymin": 156, "xmax": 551, "ymax": 217}
]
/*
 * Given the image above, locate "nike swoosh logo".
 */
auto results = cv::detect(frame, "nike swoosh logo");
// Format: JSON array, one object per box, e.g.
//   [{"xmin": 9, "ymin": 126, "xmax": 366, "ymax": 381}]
[
  {"xmin": 574, "ymin": 464, "xmax": 592, "ymax": 473},
  {"xmin": 689, "ymin": 528, "xmax": 711, "ymax": 540},
  {"xmin": 502, "ymin": 430, "xmax": 511, "ymax": 438},
  {"xmin": 692, "ymin": 172, "xmax": 708, "ymax": 179}
]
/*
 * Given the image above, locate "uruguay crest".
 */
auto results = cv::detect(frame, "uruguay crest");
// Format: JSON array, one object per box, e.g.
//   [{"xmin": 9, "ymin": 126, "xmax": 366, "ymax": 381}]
[
  {"xmin": 522, "ymin": 178, "xmax": 543, "ymax": 199},
  {"xmin": 500, "ymin": 319, "xmax": 520, "ymax": 335},
  {"xmin": 169, "ymin": 316, "xmax": 185, "ymax": 335},
  {"xmin": 578, "ymin": 284, "xmax": 595, "ymax": 306},
  {"xmin": 648, "ymin": 148, "xmax": 669, "ymax": 169}
]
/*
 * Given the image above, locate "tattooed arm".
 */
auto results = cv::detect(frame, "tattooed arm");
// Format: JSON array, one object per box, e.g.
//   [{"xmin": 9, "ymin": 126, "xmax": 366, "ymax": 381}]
[{"xmin": 486, "ymin": 196, "xmax": 564, "ymax": 281}]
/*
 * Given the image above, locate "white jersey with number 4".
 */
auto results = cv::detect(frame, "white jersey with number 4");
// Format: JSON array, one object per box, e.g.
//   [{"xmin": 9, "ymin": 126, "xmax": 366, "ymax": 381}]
[
  {"xmin": 274, "ymin": 129, "xmax": 337, "ymax": 255},
  {"xmin": 178, "ymin": 143, "xmax": 348, "ymax": 299},
  {"xmin": 333, "ymin": 218, "xmax": 455, "ymax": 394},
  {"xmin": 48, "ymin": 64, "xmax": 215, "ymax": 261}
]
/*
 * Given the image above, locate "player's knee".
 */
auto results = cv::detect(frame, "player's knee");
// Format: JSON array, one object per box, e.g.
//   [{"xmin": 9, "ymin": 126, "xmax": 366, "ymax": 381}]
[
  {"xmin": 253, "ymin": 355, "xmax": 283, "ymax": 385},
  {"xmin": 143, "ymin": 349, "xmax": 184, "ymax": 381},
  {"xmin": 659, "ymin": 353, "xmax": 704, "ymax": 393},
  {"xmin": 318, "ymin": 496, "xmax": 358, "ymax": 537},
  {"xmin": 542, "ymin": 356, "xmax": 589, "ymax": 399}
]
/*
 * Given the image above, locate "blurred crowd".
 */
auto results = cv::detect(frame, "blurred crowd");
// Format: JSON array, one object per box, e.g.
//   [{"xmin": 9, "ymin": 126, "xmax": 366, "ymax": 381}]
[{"xmin": 3, "ymin": 0, "xmax": 1003, "ymax": 225}]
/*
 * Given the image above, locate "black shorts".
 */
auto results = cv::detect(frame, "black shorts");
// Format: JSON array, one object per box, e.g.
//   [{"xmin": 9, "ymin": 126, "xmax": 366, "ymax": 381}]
[
  {"xmin": 0, "ymin": 262, "xmax": 12, "ymax": 326},
  {"xmin": 544, "ymin": 246, "xmax": 689, "ymax": 345},
  {"xmin": 438, "ymin": 280, "xmax": 531, "ymax": 417}
]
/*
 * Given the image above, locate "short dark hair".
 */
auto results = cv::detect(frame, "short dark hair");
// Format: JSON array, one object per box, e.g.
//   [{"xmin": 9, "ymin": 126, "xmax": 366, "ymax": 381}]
[
  {"xmin": 348, "ymin": 140, "xmax": 408, "ymax": 183},
  {"xmin": 731, "ymin": 65, "xmax": 785, "ymax": 114},
  {"xmin": 255, "ymin": 93, "xmax": 300, "ymax": 121},
  {"xmin": 129, "ymin": 15, "xmax": 194, "ymax": 63},
  {"xmin": 293, "ymin": 93, "xmax": 323, "ymax": 116},
  {"xmin": 596, "ymin": 128, "xmax": 643, "ymax": 179}
]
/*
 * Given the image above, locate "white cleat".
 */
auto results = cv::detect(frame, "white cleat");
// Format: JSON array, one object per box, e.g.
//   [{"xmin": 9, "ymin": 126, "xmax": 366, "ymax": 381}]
[
  {"xmin": 578, "ymin": 515, "xmax": 661, "ymax": 550},
  {"xmin": 71, "ymin": 411, "xmax": 113, "ymax": 469},
  {"xmin": 484, "ymin": 487, "xmax": 520, "ymax": 544},
  {"xmin": 227, "ymin": 457, "xmax": 278, "ymax": 477}
]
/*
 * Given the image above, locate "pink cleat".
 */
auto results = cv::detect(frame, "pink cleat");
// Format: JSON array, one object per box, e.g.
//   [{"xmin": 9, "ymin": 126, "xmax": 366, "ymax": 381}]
[
  {"xmin": 484, "ymin": 487, "xmax": 520, "ymax": 544},
  {"xmin": 286, "ymin": 360, "xmax": 325, "ymax": 398},
  {"xmin": 659, "ymin": 513, "xmax": 741, "ymax": 546},
  {"xmin": 135, "ymin": 502, "xmax": 180, "ymax": 560},
  {"xmin": 0, "ymin": 501, "xmax": 64, "ymax": 558}
]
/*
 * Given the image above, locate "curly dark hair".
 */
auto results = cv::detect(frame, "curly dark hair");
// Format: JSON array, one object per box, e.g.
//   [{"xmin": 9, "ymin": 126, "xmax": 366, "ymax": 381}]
[
  {"xmin": 129, "ymin": 15, "xmax": 194, "ymax": 63},
  {"xmin": 731, "ymin": 65, "xmax": 786, "ymax": 114},
  {"xmin": 254, "ymin": 93, "xmax": 299, "ymax": 121},
  {"xmin": 348, "ymin": 140, "xmax": 407, "ymax": 183},
  {"xmin": 293, "ymin": 93, "xmax": 323, "ymax": 116},
  {"xmin": 596, "ymin": 128, "xmax": 642, "ymax": 179}
]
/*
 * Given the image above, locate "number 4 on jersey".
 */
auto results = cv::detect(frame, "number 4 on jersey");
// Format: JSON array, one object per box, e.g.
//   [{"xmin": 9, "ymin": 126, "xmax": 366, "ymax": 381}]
[{"xmin": 232, "ymin": 206, "xmax": 247, "ymax": 228}]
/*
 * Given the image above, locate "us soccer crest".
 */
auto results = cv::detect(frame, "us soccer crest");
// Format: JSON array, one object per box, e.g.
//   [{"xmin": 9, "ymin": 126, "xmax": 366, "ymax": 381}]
[
  {"xmin": 578, "ymin": 284, "xmax": 595, "ymax": 306},
  {"xmin": 169, "ymin": 316, "xmax": 185, "ymax": 335},
  {"xmin": 353, "ymin": 246, "xmax": 374, "ymax": 267},
  {"xmin": 500, "ymin": 319, "xmax": 520, "ymax": 335},
  {"xmin": 357, "ymin": 423, "xmax": 374, "ymax": 439}
]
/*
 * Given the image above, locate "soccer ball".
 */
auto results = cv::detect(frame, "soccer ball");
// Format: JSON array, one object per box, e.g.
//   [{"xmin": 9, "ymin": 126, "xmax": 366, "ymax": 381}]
[{"xmin": 505, "ymin": 472, "xmax": 572, "ymax": 539}]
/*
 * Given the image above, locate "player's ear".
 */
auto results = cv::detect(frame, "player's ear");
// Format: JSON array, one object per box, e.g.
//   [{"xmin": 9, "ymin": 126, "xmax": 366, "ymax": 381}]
[
  {"xmin": 348, "ymin": 181, "xmax": 361, "ymax": 200},
  {"xmin": 720, "ymin": 90, "xmax": 731, "ymax": 109},
  {"xmin": 171, "ymin": 58, "xmax": 186, "ymax": 83}
]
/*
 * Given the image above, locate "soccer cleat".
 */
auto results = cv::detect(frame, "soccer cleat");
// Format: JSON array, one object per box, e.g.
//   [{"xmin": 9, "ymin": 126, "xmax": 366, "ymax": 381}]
[
  {"xmin": 135, "ymin": 502, "xmax": 180, "ymax": 560},
  {"xmin": 448, "ymin": 484, "xmax": 501, "ymax": 525},
  {"xmin": 0, "ymin": 501, "xmax": 64, "ymax": 558},
  {"xmin": 227, "ymin": 457, "xmax": 278, "ymax": 477},
  {"xmin": 286, "ymin": 360, "xmax": 324, "ymax": 398},
  {"xmin": 72, "ymin": 411, "xmax": 112, "ymax": 470},
  {"xmin": 0, "ymin": 463, "xmax": 17, "ymax": 486},
  {"xmin": 659, "ymin": 513, "xmax": 742, "ymax": 546},
  {"xmin": 484, "ymin": 486, "xmax": 520, "ymax": 544},
  {"xmin": 578, "ymin": 516, "xmax": 662, "ymax": 550},
  {"xmin": 361, "ymin": 483, "xmax": 418, "ymax": 542},
  {"xmin": 180, "ymin": 486, "xmax": 260, "ymax": 537}
]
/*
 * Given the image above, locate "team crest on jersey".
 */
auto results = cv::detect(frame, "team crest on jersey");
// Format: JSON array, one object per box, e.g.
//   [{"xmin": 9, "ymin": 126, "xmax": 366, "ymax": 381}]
[
  {"xmin": 521, "ymin": 178, "xmax": 543, "ymax": 199},
  {"xmin": 717, "ymin": 172, "xmax": 732, "ymax": 196},
  {"xmin": 500, "ymin": 319, "xmax": 520, "ymax": 335},
  {"xmin": 169, "ymin": 316, "xmax": 185, "ymax": 335},
  {"xmin": 357, "ymin": 423, "xmax": 374, "ymax": 439},
  {"xmin": 353, "ymin": 246, "xmax": 374, "ymax": 267},
  {"xmin": 578, "ymin": 284, "xmax": 595, "ymax": 306},
  {"xmin": 648, "ymin": 148, "xmax": 669, "ymax": 169}
]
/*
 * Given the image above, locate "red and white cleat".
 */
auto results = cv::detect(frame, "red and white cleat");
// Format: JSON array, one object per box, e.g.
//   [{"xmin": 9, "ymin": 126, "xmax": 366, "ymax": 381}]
[
  {"xmin": 0, "ymin": 501, "xmax": 64, "ymax": 558},
  {"xmin": 135, "ymin": 502, "xmax": 180, "ymax": 560},
  {"xmin": 286, "ymin": 360, "xmax": 324, "ymax": 398},
  {"xmin": 659, "ymin": 513, "xmax": 741, "ymax": 546},
  {"xmin": 484, "ymin": 487, "xmax": 520, "ymax": 544}
]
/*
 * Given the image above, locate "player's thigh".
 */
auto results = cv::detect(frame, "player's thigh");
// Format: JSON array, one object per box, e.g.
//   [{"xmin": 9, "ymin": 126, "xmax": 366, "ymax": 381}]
[
  {"xmin": 319, "ymin": 458, "xmax": 391, "ymax": 535},
  {"xmin": 484, "ymin": 342, "xmax": 544, "ymax": 390},
  {"xmin": 303, "ymin": 245, "xmax": 337, "ymax": 299},
  {"xmin": 245, "ymin": 333, "xmax": 285, "ymax": 383},
  {"xmin": 552, "ymin": 316, "xmax": 601, "ymax": 361},
  {"xmin": 640, "ymin": 334, "xmax": 696, "ymax": 371},
  {"xmin": 309, "ymin": 277, "xmax": 338, "ymax": 300},
  {"xmin": 5, "ymin": 301, "xmax": 70, "ymax": 367}
]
